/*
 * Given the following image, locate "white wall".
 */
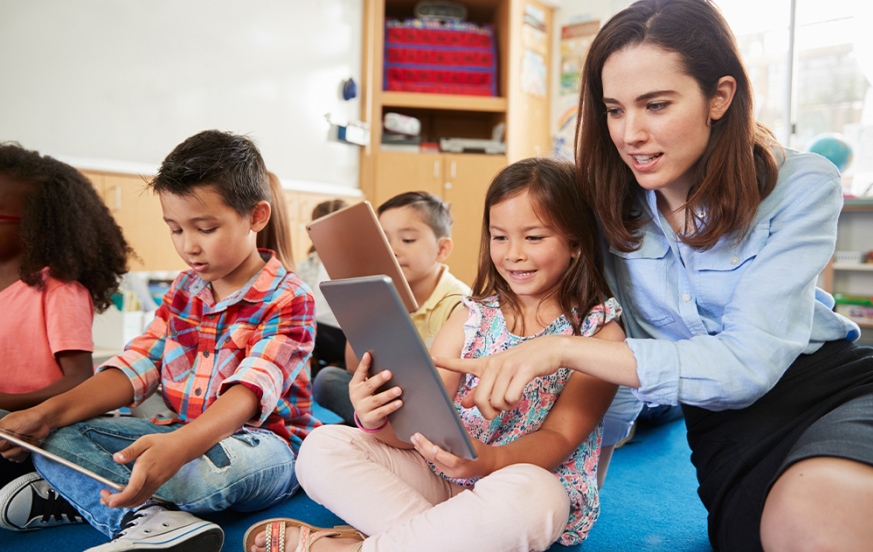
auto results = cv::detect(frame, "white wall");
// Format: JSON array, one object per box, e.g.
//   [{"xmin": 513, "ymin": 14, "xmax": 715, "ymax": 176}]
[{"xmin": 0, "ymin": 0, "xmax": 363, "ymax": 192}]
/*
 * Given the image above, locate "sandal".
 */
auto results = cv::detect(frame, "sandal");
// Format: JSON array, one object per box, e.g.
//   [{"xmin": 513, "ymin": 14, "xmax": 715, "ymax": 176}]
[{"xmin": 242, "ymin": 517, "xmax": 365, "ymax": 552}]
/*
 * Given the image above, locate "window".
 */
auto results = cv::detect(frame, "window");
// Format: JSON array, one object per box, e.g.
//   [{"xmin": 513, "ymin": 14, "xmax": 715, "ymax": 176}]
[{"xmin": 720, "ymin": 0, "xmax": 873, "ymax": 196}]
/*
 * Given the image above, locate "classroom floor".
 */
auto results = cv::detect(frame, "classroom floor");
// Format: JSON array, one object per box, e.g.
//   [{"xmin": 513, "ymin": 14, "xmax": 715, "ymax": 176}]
[{"xmin": 4, "ymin": 417, "xmax": 711, "ymax": 552}]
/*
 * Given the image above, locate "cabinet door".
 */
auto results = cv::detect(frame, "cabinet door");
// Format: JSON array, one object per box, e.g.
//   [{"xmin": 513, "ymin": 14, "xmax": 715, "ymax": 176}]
[
  {"xmin": 374, "ymin": 151, "xmax": 442, "ymax": 207},
  {"xmin": 442, "ymin": 154, "xmax": 507, "ymax": 286},
  {"xmin": 82, "ymin": 170, "xmax": 186, "ymax": 272}
]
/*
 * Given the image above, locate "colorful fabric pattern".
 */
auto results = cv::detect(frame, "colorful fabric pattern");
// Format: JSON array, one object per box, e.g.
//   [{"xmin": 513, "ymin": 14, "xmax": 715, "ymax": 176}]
[
  {"xmin": 99, "ymin": 251, "xmax": 318, "ymax": 452},
  {"xmin": 445, "ymin": 295, "xmax": 621, "ymax": 545}
]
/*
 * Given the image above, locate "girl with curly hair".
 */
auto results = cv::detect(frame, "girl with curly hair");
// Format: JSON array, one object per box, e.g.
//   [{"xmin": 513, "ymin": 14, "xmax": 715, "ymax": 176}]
[{"xmin": 0, "ymin": 142, "xmax": 131, "ymax": 512}]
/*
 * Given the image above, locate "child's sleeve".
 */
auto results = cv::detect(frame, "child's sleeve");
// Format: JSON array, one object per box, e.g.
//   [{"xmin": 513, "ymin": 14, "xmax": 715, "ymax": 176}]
[
  {"xmin": 578, "ymin": 297, "xmax": 623, "ymax": 337},
  {"xmin": 96, "ymin": 298, "xmax": 171, "ymax": 406},
  {"xmin": 45, "ymin": 279, "xmax": 94, "ymax": 354},
  {"xmin": 219, "ymin": 284, "xmax": 316, "ymax": 423}
]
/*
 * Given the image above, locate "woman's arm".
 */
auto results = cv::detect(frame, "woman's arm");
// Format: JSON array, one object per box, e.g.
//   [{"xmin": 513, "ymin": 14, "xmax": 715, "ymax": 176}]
[
  {"xmin": 436, "ymin": 321, "xmax": 637, "ymax": 419},
  {"xmin": 418, "ymin": 321, "xmax": 624, "ymax": 476}
]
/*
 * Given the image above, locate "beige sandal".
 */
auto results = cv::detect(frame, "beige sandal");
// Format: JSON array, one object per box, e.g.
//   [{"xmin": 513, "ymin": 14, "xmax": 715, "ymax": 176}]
[{"xmin": 242, "ymin": 517, "xmax": 365, "ymax": 552}]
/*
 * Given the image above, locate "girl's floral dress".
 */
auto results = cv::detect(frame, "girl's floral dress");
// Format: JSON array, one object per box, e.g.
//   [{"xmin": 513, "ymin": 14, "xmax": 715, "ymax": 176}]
[{"xmin": 437, "ymin": 295, "xmax": 621, "ymax": 545}]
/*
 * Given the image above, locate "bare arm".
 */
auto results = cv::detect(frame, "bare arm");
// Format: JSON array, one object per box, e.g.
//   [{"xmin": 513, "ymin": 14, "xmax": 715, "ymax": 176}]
[
  {"xmin": 0, "ymin": 350, "xmax": 94, "ymax": 411},
  {"xmin": 435, "ymin": 321, "xmax": 638, "ymax": 419},
  {"xmin": 416, "ymin": 321, "xmax": 624, "ymax": 478},
  {"xmin": 0, "ymin": 367, "xmax": 135, "ymax": 461},
  {"xmin": 101, "ymin": 383, "xmax": 260, "ymax": 508}
]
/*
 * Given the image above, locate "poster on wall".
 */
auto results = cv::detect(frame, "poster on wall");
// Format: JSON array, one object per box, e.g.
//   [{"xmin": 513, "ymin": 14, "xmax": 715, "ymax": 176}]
[
  {"xmin": 553, "ymin": 19, "xmax": 600, "ymax": 160},
  {"xmin": 522, "ymin": 4, "xmax": 548, "ymax": 54},
  {"xmin": 521, "ymin": 49, "xmax": 547, "ymax": 97}
]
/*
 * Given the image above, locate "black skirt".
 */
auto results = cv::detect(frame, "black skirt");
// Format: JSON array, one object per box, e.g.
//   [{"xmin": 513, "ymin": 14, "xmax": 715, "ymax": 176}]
[{"xmin": 681, "ymin": 340, "xmax": 873, "ymax": 552}]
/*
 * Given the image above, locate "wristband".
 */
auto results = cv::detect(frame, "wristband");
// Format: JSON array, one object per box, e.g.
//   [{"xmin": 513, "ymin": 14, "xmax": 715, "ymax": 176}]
[{"xmin": 353, "ymin": 411, "xmax": 388, "ymax": 433}]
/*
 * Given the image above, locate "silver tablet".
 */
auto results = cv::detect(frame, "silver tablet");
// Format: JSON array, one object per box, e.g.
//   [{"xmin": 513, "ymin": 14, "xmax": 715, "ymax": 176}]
[
  {"xmin": 306, "ymin": 201, "xmax": 418, "ymax": 313},
  {"xmin": 320, "ymin": 275, "xmax": 477, "ymax": 460},
  {"xmin": 0, "ymin": 428, "xmax": 169, "ymax": 502},
  {"xmin": 0, "ymin": 428, "xmax": 125, "ymax": 492}
]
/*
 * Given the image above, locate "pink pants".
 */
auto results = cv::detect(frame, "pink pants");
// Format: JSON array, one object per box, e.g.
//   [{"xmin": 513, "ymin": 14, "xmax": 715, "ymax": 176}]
[{"xmin": 296, "ymin": 425, "xmax": 570, "ymax": 552}]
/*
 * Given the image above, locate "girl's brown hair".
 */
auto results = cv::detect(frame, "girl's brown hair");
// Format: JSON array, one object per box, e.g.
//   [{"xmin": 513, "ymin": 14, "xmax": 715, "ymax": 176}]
[
  {"xmin": 257, "ymin": 171, "xmax": 294, "ymax": 270},
  {"xmin": 576, "ymin": 0, "xmax": 781, "ymax": 252},
  {"xmin": 471, "ymin": 157, "xmax": 612, "ymax": 336}
]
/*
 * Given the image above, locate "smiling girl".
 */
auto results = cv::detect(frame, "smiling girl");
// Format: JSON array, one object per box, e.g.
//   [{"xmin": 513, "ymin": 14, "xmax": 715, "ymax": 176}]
[{"xmin": 244, "ymin": 157, "xmax": 624, "ymax": 552}]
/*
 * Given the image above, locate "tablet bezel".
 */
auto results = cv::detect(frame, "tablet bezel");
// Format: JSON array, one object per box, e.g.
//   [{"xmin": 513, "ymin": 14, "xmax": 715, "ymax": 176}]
[{"xmin": 320, "ymin": 275, "xmax": 477, "ymax": 460}]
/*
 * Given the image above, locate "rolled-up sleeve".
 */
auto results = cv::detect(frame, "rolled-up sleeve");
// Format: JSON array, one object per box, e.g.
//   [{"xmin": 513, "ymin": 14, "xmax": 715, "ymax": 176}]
[{"xmin": 613, "ymin": 152, "xmax": 857, "ymax": 410}]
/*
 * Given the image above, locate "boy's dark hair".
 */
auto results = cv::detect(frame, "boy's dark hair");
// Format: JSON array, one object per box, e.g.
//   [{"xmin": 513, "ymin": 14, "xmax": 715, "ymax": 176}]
[
  {"xmin": 150, "ymin": 130, "xmax": 270, "ymax": 216},
  {"xmin": 0, "ymin": 142, "xmax": 131, "ymax": 312},
  {"xmin": 377, "ymin": 191, "xmax": 452, "ymax": 239}
]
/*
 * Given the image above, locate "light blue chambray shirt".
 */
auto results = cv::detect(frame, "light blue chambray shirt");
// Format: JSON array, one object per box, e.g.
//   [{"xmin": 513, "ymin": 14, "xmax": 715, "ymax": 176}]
[{"xmin": 604, "ymin": 149, "xmax": 861, "ymax": 411}]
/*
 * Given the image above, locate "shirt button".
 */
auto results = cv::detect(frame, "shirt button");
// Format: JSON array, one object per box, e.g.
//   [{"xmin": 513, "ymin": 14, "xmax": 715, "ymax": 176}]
[
  {"xmin": 730, "ymin": 256, "xmax": 739, "ymax": 265},
  {"xmin": 682, "ymin": 294, "xmax": 692, "ymax": 302},
  {"xmin": 203, "ymin": 350, "xmax": 210, "ymax": 358},
  {"xmin": 194, "ymin": 388, "xmax": 202, "ymax": 396}
]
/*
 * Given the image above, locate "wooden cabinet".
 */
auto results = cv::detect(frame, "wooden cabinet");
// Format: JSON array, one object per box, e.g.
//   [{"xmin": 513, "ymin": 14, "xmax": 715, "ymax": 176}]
[
  {"xmin": 359, "ymin": 0, "xmax": 554, "ymax": 284},
  {"xmin": 374, "ymin": 151, "xmax": 505, "ymax": 285},
  {"xmin": 81, "ymin": 169, "xmax": 187, "ymax": 272}
]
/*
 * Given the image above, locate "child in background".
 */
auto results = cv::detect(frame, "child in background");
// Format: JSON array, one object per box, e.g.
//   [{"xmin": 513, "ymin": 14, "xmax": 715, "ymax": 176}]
[
  {"xmin": 258, "ymin": 171, "xmax": 295, "ymax": 270},
  {"xmin": 0, "ymin": 142, "xmax": 131, "ymax": 522},
  {"xmin": 244, "ymin": 157, "xmax": 624, "ymax": 551},
  {"xmin": 312, "ymin": 192, "xmax": 470, "ymax": 425},
  {"xmin": 296, "ymin": 199, "xmax": 350, "ymax": 376},
  {"xmin": 0, "ymin": 130, "xmax": 317, "ymax": 552}
]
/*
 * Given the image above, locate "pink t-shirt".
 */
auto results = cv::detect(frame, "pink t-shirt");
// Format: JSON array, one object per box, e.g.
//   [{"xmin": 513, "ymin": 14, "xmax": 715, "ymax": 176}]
[{"xmin": 0, "ymin": 273, "xmax": 94, "ymax": 393}]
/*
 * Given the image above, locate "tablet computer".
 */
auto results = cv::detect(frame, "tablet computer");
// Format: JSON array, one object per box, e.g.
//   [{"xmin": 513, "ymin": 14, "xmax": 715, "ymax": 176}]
[
  {"xmin": 0, "ymin": 428, "xmax": 169, "ymax": 502},
  {"xmin": 306, "ymin": 201, "xmax": 418, "ymax": 313},
  {"xmin": 0, "ymin": 428, "xmax": 124, "ymax": 491},
  {"xmin": 320, "ymin": 275, "xmax": 477, "ymax": 460}
]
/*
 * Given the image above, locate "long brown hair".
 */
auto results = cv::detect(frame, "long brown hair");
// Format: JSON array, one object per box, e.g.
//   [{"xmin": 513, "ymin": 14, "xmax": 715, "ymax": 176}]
[
  {"xmin": 257, "ymin": 171, "xmax": 294, "ymax": 270},
  {"xmin": 471, "ymin": 157, "xmax": 612, "ymax": 336},
  {"xmin": 576, "ymin": 0, "xmax": 781, "ymax": 252}
]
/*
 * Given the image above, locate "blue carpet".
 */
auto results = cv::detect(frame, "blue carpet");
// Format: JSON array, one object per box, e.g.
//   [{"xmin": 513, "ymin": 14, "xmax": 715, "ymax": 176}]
[{"xmin": 3, "ymin": 418, "xmax": 711, "ymax": 551}]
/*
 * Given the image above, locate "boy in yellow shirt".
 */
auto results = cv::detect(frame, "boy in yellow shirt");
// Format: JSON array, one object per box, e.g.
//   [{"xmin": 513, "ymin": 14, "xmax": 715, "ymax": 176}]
[{"xmin": 313, "ymin": 191, "xmax": 470, "ymax": 424}]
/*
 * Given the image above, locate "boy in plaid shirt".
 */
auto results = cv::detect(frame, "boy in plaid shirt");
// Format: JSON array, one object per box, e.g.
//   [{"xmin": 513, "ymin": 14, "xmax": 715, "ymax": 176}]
[{"xmin": 0, "ymin": 130, "xmax": 316, "ymax": 551}]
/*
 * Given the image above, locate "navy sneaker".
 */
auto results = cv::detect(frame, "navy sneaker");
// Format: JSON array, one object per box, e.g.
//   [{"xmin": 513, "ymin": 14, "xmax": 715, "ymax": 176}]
[
  {"xmin": 0, "ymin": 471, "xmax": 85, "ymax": 531},
  {"xmin": 84, "ymin": 503, "xmax": 224, "ymax": 551}
]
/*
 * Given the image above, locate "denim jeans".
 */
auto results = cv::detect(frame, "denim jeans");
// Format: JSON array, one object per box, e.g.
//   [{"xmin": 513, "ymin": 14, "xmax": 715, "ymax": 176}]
[
  {"xmin": 312, "ymin": 366, "xmax": 355, "ymax": 426},
  {"xmin": 33, "ymin": 416, "xmax": 298, "ymax": 537}
]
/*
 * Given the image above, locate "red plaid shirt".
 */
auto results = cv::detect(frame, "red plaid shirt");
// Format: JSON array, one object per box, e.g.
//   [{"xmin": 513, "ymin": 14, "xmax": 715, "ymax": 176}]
[{"xmin": 100, "ymin": 251, "xmax": 319, "ymax": 451}]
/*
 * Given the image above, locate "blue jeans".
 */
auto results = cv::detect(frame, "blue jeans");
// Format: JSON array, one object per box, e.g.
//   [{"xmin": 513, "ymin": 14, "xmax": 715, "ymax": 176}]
[
  {"xmin": 601, "ymin": 385, "xmax": 644, "ymax": 447},
  {"xmin": 312, "ymin": 366, "xmax": 355, "ymax": 426},
  {"xmin": 33, "ymin": 416, "xmax": 298, "ymax": 537}
]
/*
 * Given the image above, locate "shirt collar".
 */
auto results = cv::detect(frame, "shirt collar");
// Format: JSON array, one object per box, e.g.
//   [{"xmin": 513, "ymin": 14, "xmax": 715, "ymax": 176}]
[{"xmin": 190, "ymin": 249, "xmax": 286, "ymax": 308}]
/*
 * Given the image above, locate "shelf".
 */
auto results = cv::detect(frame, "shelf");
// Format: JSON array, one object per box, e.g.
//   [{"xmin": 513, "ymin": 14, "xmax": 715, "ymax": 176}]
[
  {"xmin": 833, "ymin": 263, "xmax": 873, "ymax": 271},
  {"xmin": 842, "ymin": 197, "xmax": 873, "ymax": 212},
  {"xmin": 381, "ymin": 91, "xmax": 507, "ymax": 112}
]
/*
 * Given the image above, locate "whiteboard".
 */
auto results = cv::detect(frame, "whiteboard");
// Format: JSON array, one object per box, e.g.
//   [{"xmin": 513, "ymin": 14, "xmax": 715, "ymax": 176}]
[{"xmin": 0, "ymin": 0, "xmax": 363, "ymax": 191}]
